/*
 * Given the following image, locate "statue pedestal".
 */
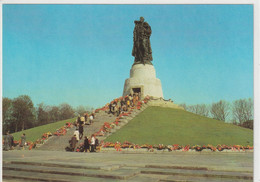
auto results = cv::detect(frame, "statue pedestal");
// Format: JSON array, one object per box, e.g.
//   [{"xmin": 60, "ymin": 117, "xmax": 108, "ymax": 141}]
[{"xmin": 123, "ymin": 64, "xmax": 163, "ymax": 99}]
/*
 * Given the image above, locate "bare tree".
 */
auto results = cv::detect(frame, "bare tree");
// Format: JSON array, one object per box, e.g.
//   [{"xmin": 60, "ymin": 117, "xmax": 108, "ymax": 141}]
[
  {"xmin": 36, "ymin": 103, "xmax": 49, "ymax": 126},
  {"xmin": 186, "ymin": 104, "xmax": 209, "ymax": 117},
  {"xmin": 75, "ymin": 105, "xmax": 90, "ymax": 116},
  {"xmin": 59, "ymin": 103, "xmax": 75, "ymax": 120},
  {"xmin": 210, "ymin": 100, "xmax": 229, "ymax": 121},
  {"xmin": 197, "ymin": 104, "xmax": 209, "ymax": 117},
  {"xmin": 179, "ymin": 103, "xmax": 187, "ymax": 110},
  {"xmin": 232, "ymin": 98, "xmax": 253, "ymax": 125},
  {"xmin": 48, "ymin": 106, "xmax": 60, "ymax": 122}
]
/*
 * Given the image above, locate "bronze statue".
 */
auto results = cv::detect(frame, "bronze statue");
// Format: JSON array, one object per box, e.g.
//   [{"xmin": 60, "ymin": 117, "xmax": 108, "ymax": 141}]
[{"xmin": 132, "ymin": 17, "xmax": 153, "ymax": 65}]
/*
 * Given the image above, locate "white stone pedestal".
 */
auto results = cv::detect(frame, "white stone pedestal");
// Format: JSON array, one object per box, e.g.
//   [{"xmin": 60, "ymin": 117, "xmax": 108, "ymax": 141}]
[{"xmin": 123, "ymin": 64, "xmax": 163, "ymax": 99}]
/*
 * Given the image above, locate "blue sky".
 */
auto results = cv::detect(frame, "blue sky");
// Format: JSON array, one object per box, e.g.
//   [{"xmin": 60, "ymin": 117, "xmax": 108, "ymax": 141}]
[{"xmin": 2, "ymin": 4, "xmax": 253, "ymax": 109}]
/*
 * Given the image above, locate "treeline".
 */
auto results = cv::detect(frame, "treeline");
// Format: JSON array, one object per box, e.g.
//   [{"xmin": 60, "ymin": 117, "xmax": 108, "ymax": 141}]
[
  {"xmin": 2, "ymin": 95, "xmax": 94, "ymax": 133},
  {"xmin": 179, "ymin": 98, "xmax": 253, "ymax": 129}
]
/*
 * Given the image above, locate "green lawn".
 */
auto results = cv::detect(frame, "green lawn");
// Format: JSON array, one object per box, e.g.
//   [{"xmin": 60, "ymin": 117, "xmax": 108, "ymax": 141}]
[
  {"xmin": 105, "ymin": 107, "xmax": 253, "ymax": 146},
  {"xmin": 11, "ymin": 118, "xmax": 76, "ymax": 142}
]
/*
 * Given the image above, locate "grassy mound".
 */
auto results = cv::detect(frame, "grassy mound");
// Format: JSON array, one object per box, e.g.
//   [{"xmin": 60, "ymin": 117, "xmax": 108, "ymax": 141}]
[
  {"xmin": 105, "ymin": 107, "xmax": 253, "ymax": 146},
  {"xmin": 11, "ymin": 118, "xmax": 76, "ymax": 142}
]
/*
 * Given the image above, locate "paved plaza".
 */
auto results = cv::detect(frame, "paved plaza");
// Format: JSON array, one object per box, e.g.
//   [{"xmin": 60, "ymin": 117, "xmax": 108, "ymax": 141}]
[{"xmin": 2, "ymin": 150, "xmax": 253, "ymax": 181}]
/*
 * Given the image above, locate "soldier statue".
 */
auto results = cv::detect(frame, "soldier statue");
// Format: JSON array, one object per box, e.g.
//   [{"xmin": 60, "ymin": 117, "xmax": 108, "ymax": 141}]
[{"xmin": 132, "ymin": 17, "xmax": 153, "ymax": 65}]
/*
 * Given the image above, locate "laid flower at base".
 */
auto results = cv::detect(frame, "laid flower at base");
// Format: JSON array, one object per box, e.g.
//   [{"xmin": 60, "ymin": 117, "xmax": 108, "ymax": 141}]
[
  {"xmin": 193, "ymin": 145, "xmax": 203, "ymax": 152},
  {"xmin": 66, "ymin": 122, "xmax": 72, "ymax": 128},
  {"xmin": 54, "ymin": 127, "xmax": 67, "ymax": 136},
  {"xmin": 172, "ymin": 144, "xmax": 181, "ymax": 150},
  {"xmin": 207, "ymin": 144, "xmax": 216, "ymax": 151},
  {"xmin": 183, "ymin": 145, "xmax": 190, "ymax": 151},
  {"xmin": 114, "ymin": 142, "xmax": 122, "ymax": 151},
  {"xmin": 157, "ymin": 144, "xmax": 165, "ymax": 150}
]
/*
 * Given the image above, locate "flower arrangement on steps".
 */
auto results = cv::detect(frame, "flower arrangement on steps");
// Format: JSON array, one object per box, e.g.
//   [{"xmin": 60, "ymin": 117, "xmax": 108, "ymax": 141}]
[
  {"xmin": 19, "ymin": 122, "xmax": 73, "ymax": 150},
  {"xmin": 93, "ymin": 97, "xmax": 150, "ymax": 137},
  {"xmin": 99, "ymin": 141, "xmax": 253, "ymax": 152},
  {"xmin": 94, "ymin": 96, "xmax": 150, "ymax": 114}
]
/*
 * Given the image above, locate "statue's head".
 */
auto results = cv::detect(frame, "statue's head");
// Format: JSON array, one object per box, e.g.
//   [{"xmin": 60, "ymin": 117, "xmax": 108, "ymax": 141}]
[{"xmin": 140, "ymin": 17, "xmax": 144, "ymax": 22}]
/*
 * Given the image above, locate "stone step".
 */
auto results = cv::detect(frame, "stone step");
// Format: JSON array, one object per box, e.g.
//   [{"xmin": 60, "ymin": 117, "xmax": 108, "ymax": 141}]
[
  {"xmin": 126, "ymin": 173, "xmax": 163, "ymax": 182},
  {"xmin": 125, "ymin": 116, "xmax": 134, "ymax": 120},
  {"xmin": 3, "ymin": 160, "xmax": 101, "ymax": 170},
  {"xmin": 3, "ymin": 163, "xmax": 140, "ymax": 180},
  {"xmin": 118, "ymin": 123, "xmax": 127, "ymax": 127},
  {"xmin": 120, "ymin": 119, "xmax": 128, "ymax": 123},
  {"xmin": 130, "ymin": 113, "xmax": 137, "ymax": 117},
  {"xmin": 145, "ymin": 165, "xmax": 208, "ymax": 171},
  {"xmin": 3, "ymin": 169, "xmax": 116, "ymax": 182},
  {"xmin": 159, "ymin": 175, "xmax": 253, "ymax": 182},
  {"xmin": 140, "ymin": 168, "xmax": 253, "ymax": 180},
  {"xmin": 114, "ymin": 126, "xmax": 121, "ymax": 130},
  {"xmin": 110, "ymin": 129, "xmax": 117, "ymax": 133}
]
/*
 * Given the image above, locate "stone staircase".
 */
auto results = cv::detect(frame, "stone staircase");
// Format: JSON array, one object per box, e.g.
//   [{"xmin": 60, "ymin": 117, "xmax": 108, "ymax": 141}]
[
  {"xmin": 96, "ymin": 103, "xmax": 149, "ymax": 142},
  {"xmin": 36, "ymin": 111, "xmax": 118, "ymax": 151},
  {"xmin": 34, "ymin": 102, "xmax": 150, "ymax": 151},
  {"xmin": 35, "ymin": 99, "xmax": 182, "ymax": 151}
]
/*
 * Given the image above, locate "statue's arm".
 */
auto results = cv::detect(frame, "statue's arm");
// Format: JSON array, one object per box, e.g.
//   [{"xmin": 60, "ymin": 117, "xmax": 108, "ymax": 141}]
[
  {"xmin": 144, "ymin": 23, "xmax": 152, "ymax": 36},
  {"xmin": 133, "ymin": 26, "xmax": 137, "ymax": 42}
]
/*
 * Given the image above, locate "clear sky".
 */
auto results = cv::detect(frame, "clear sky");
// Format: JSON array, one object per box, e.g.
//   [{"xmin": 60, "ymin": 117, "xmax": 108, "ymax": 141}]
[{"xmin": 2, "ymin": 4, "xmax": 253, "ymax": 109}]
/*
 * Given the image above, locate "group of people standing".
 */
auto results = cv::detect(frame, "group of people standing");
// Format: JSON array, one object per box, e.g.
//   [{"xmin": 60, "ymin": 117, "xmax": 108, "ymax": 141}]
[
  {"xmin": 69, "ymin": 133, "xmax": 98, "ymax": 153},
  {"xmin": 69, "ymin": 113, "xmax": 98, "ymax": 152},
  {"xmin": 3, "ymin": 132, "xmax": 26, "ymax": 151},
  {"xmin": 109, "ymin": 93, "xmax": 141, "ymax": 116}
]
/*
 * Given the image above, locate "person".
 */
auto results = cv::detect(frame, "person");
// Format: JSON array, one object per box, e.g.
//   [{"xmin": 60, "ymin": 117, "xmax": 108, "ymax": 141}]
[
  {"xmin": 95, "ymin": 137, "xmax": 99, "ymax": 152},
  {"xmin": 132, "ymin": 17, "xmax": 153, "ymax": 65},
  {"xmin": 74, "ymin": 129, "xmax": 80, "ymax": 142},
  {"xmin": 90, "ymin": 135, "xmax": 95, "ymax": 152},
  {"xmin": 109, "ymin": 102, "xmax": 112, "ymax": 114},
  {"xmin": 70, "ymin": 134, "xmax": 77, "ymax": 151},
  {"xmin": 126, "ymin": 99, "xmax": 130, "ymax": 111},
  {"xmin": 121, "ymin": 98, "xmax": 126, "ymax": 111},
  {"xmin": 113, "ymin": 104, "xmax": 118, "ymax": 116},
  {"xmin": 89, "ymin": 114, "xmax": 94, "ymax": 124},
  {"xmin": 20, "ymin": 133, "xmax": 26, "ymax": 150},
  {"xmin": 80, "ymin": 116, "xmax": 85, "ymax": 125},
  {"xmin": 117, "ymin": 101, "xmax": 121, "ymax": 116},
  {"xmin": 3, "ymin": 131, "xmax": 10, "ymax": 151},
  {"xmin": 129, "ymin": 94, "xmax": 133, "ymax": 107},
  {"xmin": 112, "ymin": 102, "xmax": 117, "ymax": 115},
  {"xmin": 84, "ymin": 136, "xmax": 90, "ymax": 152},
  {"xmin": 79, "ymin": 124, "xmax": 84, "ymax": 140},
  {"xmin": 135, "ymin": 94, "xmax": 139, "ymax": 105},
  {"xmin": 9, "ymin": 133, "xmax": 14, "ymax": 150},
  {"xmin": 84, "ymin": 113, "xmax": 88, "ymax": 124}
]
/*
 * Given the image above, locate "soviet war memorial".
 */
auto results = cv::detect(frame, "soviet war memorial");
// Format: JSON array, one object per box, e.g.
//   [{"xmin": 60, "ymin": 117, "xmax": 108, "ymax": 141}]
[{"xmin": 2, "ymin": 4, "xmax": 256, "ymax": 182}]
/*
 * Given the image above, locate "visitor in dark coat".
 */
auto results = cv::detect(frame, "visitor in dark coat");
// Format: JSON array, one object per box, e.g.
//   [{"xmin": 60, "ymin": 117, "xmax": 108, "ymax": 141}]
[
  {"xmin": 20, "ymin": 133, "xmax": 26, "ymax": 150},
  {"xmin": 84, "ymin": 136, "xmax": 90, "ymax": 152},
  {"xmin": 70, "ymin": 135, "xmax": 77, "ymax": 151},
  {"xmin": 95, "ymin": 138, "xmax": 99, "ymax": 151},
  {"xmin": 3, "ymin": 131, "xmax": 10, "ymax": 151},
  {"xmin": 9, "ymin": 134, "xmax": 14, "ymax": 149},
  {"xmin": 79, "ymin": 124, "xmax": 84, "ymax": 140}
]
